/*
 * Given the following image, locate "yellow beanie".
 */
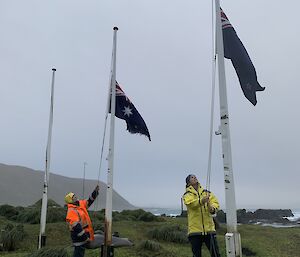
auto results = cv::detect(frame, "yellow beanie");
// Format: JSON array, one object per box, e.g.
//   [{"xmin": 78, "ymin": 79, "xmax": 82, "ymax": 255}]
[{"xmin": 65, "ymin": 192, "xmax": 75, "ymax": 204}]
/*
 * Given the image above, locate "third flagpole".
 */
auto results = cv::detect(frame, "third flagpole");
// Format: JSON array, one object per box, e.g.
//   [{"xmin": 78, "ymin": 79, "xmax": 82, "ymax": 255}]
[
  {"xmin": 38, "ymin": 68, "xmax": 56, "ymax": 249},
  {"xmin": 214, "ymin": 0, "xmax": 242, "ymax": 256},
  {"xmin": 103, "ymin": 26, "xmax": 118, "ymax": 257}
]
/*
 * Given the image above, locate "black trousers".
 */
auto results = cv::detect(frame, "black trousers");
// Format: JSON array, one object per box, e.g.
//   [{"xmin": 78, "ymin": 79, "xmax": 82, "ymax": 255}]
[
  {"xmin": 188, "ymin": 234, "xmax": 221, "ymax": 257},
  {"xmin": 73, "ymin": 245, "xmax": 86, "ymax": 257}
]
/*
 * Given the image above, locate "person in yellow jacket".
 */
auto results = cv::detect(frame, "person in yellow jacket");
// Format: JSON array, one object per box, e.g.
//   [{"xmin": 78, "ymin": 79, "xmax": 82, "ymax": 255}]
[
  {"xmin": 183, "ymin": 174, "xmax": 221, "ymax": 257},
  {"xmin": 65, "ymin": 185, "xmax": 99, "ymax": 257}
]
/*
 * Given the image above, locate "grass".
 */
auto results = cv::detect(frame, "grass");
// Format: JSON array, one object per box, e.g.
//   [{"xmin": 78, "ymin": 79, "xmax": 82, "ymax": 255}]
[
  {"xmin": 238, "ymin": 224, "xmax": 300, "ymax": 257},
  {"xmin": 26, "ymin": 248, "xmax": 69, "ymax": 257},
  {"xmin": 0, "ymin": 213, "xmax": 299, "ymax": 257},
  {"xmin": 148, "ymin": 224, "xmax": 188, "ymax": 243}
]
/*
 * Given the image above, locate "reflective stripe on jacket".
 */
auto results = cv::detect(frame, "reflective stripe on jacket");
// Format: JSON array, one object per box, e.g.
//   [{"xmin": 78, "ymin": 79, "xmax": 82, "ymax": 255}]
[
  {"xmin": 183, "ymin": 184, "xmax": 220, "ymax": 236},
  {"xmin": 66, "ymin": 199, "xmax": 95, "ymax": 245}
]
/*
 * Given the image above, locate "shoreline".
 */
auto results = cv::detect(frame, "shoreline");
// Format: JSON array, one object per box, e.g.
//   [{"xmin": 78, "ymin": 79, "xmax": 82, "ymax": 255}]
[{"xmin": 144, "ymin": 207, "xmax": 300, "ymax": 227}]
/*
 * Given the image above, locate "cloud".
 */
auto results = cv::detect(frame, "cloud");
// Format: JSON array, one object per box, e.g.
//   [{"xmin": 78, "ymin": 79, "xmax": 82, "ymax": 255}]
[{"xmin": 0, "ymin": 0, "xmax": 299, "ymax": 209}]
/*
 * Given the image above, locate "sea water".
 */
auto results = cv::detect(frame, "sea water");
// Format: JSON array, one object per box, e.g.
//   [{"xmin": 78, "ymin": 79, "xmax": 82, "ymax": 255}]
[
  {"xmin": 144, "ymin": 207, "xmax": 181, "ymax": 217},
  {"xmin": 285, "ymin": 210, "xmax": 300, "ymax": 222},
  {"xmin": 145, "ymin": 208, "xmax": 300, "ymax": 222}
]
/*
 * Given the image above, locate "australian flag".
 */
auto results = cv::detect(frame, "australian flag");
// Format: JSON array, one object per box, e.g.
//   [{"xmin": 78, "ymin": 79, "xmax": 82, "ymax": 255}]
[
  {"xmin": 110, "ymin": 82, "xmax": 151, "ymax": 141},
  {"xmin": 221, "ymin": 8, "xmax": 265, "ymax": 106}
]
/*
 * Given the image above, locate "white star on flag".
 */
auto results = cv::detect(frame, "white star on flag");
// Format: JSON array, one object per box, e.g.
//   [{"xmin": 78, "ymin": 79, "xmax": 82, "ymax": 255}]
[{"xmin": 122, "ymin": 106, "xmax": 133, "ymax": 117}]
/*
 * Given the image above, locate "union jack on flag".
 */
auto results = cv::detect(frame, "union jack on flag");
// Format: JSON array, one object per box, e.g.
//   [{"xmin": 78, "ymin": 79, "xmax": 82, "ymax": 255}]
[{"xmin": 220, "ymin": 8, "xmax": 265, "ymax": 106}]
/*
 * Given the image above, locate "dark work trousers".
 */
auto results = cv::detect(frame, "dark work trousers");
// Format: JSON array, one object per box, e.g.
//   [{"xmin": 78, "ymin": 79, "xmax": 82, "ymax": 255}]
[
  {"xmin": 188, "ymin": 234, "xmax": 221, "ymax": 257},
  {"xmin": 73, "ymin": 245, "xmax": 86, "ymax": 257}
]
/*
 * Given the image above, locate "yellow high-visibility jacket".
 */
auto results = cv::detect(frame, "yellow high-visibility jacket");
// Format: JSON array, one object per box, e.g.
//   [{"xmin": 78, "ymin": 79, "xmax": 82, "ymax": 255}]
[{"xmin": 183, "ymin": 184, "xmax": 220, "ymax": 236}]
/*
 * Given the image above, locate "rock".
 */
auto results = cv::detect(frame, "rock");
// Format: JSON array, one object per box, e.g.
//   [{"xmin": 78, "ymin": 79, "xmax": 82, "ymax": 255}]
[
  {"xmin": 216, "ymin": 209, "xmax": 294, "ymax": 225},
  {"xmin": 253, "ymin": 209, "xmax": 293, "ymax": 220}
]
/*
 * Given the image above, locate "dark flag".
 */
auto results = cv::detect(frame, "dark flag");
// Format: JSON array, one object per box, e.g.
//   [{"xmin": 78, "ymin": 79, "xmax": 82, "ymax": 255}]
[
  {"xmin": 221, "ymin": 8, "xmax": 265, "ymax": 105},
  {"xmin": 110, "ymin": 82, "xmax": 151, "ymax": 141}
]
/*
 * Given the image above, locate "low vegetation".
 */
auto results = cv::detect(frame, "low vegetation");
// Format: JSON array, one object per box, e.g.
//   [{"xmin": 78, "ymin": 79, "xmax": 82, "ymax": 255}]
[
  {"xmin": 0, "ymin": 223, "xmax": 26, "ymax": 251},
  {"xmin": 0, "ymin": 203, "xmax": 160, "ymax": 225},
  {"xmin": 26, "ymin": 248, "xmax": 69, "ymax": 257},
  {"xmin": 148, "ymin": 224, "xmax": 188, "ymax": 243},
  {"xmin": 0, "ymin": 203, "xmax": 299, "ymax": 257},
  {"xmin": 138, "ymin": 240, "xmax": 161, "ymax": 251}
]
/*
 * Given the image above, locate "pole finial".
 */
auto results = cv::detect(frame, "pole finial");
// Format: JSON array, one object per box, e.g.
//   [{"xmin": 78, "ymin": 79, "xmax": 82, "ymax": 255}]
[
  {"xmin": 52, "ymin": 68, "xmax": 56, "ymax": 71},
  {"xmin": 113, "ymin": 27, "xmax": 119, "ymax": 31}
]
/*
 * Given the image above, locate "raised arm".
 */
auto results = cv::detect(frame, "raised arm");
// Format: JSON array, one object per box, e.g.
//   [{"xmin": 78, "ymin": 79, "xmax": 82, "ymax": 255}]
[{"xmin": 87, "ymin": 185, "xmax": 100, "ymax": 208}]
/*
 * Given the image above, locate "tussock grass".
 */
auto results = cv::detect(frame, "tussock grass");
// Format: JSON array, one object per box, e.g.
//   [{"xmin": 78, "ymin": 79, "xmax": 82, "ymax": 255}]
[
  {"xmin": 113, "ymin": 209, "xmax": 162, "ymax": 222},
  {"xmin": 0, "ymin": 205, "xmax": 19, "ymax": 220},
  {"xmin": 26, "ymin": 247, "xmax": 69, "ymax": 257},
  {"xmin": 136, "ymin": 240, "xmax": 179, "ymax": 257},
  {"xmin": 0, "ymin": 223, "xmax": 26, "ymax": 251},
  {"xmin": 14, "ymin": 207, "xmax": 66, "ymax": 224},
  {"xmin": 0, "ymin": 202, "xmax": 66, "ymax": 224},
  {"xmin": 138, "ymin": 240, "xmax": 161, "ymax": 251},
  {"xmin": 0, "ymin": 208, "xmax": 299, "ymax": 257},
  {"xmin": 0, "ymin": 205, "xmax": 160, "ymax": 225},
  {"xmin": 148, "ymin": 224, "xmax": 188, "ymax": 244},
  {"xmin": 90, "ymin": 208, "xmax": 163, "ymax": 223}
]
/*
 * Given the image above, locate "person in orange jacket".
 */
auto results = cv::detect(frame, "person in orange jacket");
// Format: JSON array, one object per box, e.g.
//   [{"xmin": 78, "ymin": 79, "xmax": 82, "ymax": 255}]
[{"xmin": 65, "ymin": 185, "xmax": 99, "ymax": 257}]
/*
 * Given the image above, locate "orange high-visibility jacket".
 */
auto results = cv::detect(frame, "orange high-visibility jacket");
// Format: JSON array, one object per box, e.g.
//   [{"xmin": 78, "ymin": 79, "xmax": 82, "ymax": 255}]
[{"xmin": 66, "ymin": 199, "xmax": 95, "ymax": 241}]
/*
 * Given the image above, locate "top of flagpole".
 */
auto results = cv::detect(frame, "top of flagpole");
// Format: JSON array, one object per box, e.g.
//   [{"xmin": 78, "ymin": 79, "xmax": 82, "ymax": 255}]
[
  {"xmin": 113, "ymin": 27, "xmax": 118, "ymax": 30},
  {"xmin": 52, "ymin": 68, "xmax": 56, "ymax": 71}
]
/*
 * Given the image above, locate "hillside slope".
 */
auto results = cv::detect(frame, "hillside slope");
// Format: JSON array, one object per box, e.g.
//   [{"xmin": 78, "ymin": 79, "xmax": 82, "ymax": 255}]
[{"xmin": 0, "ymin": 163, "xmax": 135, "ymax": 210}]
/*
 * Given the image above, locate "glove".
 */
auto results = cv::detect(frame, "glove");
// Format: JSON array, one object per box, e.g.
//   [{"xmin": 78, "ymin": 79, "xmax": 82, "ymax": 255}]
[
  {"xmin": 208, "ymin": 204, "xmax": 216, "ymax": 214},
  {"xmin": 201, "ymin": 196, "xmax": 209, "ymax": 205}
]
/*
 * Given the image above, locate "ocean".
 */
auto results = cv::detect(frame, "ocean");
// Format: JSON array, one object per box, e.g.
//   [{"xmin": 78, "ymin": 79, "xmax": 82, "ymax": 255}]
[
  {"xmin": 285, "ymin": 210, "xmax": 300, "ymax": 222},
  {"xmin": 144, "ymin": 207, "xmax": 181, "ymax": 217},
  {"xmin": 145, "ymin": 208, "xmax": 300, "ymax": 221}
]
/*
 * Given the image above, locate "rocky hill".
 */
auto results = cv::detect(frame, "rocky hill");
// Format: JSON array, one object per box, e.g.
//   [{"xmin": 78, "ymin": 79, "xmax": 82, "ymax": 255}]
[{"xmin": 0, "ymin": 163, "xmax": 135, "ymax": 210}]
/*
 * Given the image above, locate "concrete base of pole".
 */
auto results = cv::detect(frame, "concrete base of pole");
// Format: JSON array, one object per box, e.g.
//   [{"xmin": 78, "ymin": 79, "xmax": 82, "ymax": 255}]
[
  {"xmin": 100, "ymin": 245, "xmax": 114, "ymax": 257},
  {"xmin": 225, "ymin": 233, "xmax": 242, "ymax": 257},
  {"xmin": 37, "ymin": 235, "xmax": 46, "ymax": 249}
]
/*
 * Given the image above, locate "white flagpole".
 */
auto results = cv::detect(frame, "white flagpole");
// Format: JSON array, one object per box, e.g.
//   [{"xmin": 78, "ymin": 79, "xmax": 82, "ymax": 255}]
[
  {"xmin": 103, "ymin": 27, "xmax": 118, "ymax": 256},
  {"xmin": 82, "ymin": 161, "xmax": 87, "ymax": 198},
  {"xmin": 38, "ymin": 68, "xmax": 56, "ymax": 249},
  {"xmin": 214, "ymin": 1, "xmax": 242, "ymax": 256}
]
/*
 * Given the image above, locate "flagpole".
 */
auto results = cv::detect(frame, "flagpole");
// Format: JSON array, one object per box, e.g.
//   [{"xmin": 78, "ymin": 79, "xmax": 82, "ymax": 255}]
[
  {"xmin": 38, "ymin": 68, "xmax": 56, "ymax": 249},
  {"xmin": 82, "ymin": 162, "xmax": 87, "ymax": 198},
  {"xmin": 103, "ymin": 26, "xmax": 118, "ymax": 257},
  {"xmin": 214, "ymin": 1, "xmax": 242, "ymax": 256}
]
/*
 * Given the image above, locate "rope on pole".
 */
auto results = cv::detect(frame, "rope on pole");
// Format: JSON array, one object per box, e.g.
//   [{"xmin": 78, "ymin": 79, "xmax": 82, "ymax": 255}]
[{"xmin": 206, "ymin": 0, "xmax": 217, "ymax": 192}]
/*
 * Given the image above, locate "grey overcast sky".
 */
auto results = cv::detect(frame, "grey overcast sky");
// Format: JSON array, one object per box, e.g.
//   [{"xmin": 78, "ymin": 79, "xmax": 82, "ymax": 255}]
[{"xmin": 0, "ymin": 0, "xmax": 299, "ymax": 210}]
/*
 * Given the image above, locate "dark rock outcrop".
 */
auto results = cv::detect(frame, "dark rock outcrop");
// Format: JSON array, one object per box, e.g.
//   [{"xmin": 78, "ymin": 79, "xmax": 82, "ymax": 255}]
[
  {"xmin": 252, "ymin": 209, "xmax": 293, "ymax": 220},
  {"xmin": 216, "ymin": 208, "xmax": 294, "ymax": 225}
]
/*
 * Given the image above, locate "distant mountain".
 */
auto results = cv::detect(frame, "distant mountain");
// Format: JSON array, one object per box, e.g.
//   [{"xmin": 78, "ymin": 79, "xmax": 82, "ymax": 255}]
[{"xmin": 0, "ymin": 163, "xmax": 136, "ymax": 211}]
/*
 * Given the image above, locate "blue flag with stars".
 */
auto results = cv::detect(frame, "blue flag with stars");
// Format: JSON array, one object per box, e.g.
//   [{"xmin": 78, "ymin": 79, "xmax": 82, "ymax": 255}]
[
  {"xmin": 221, "ymin": 8, "xmax": 265, "ymax": 106},
  {"xmin": 110, "ymin": 82, "xmax": 151, "ymax": 141}
]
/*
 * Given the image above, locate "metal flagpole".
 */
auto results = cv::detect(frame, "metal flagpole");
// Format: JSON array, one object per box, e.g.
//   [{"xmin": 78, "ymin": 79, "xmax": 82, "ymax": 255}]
[
  {"xmin": 214, "ymin": 1, "xmax": 242, "ymax": 256},
  {"xmin": 38, "ymin": 68, "xmax": 56, "ymax": 249},
  {"xmin": 82, "ymin": 161, "xmax": 87, "ymax": 198},
  {"xmin": 102, "ymin": 26, "xmax": 118, "ymax": 257}
]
